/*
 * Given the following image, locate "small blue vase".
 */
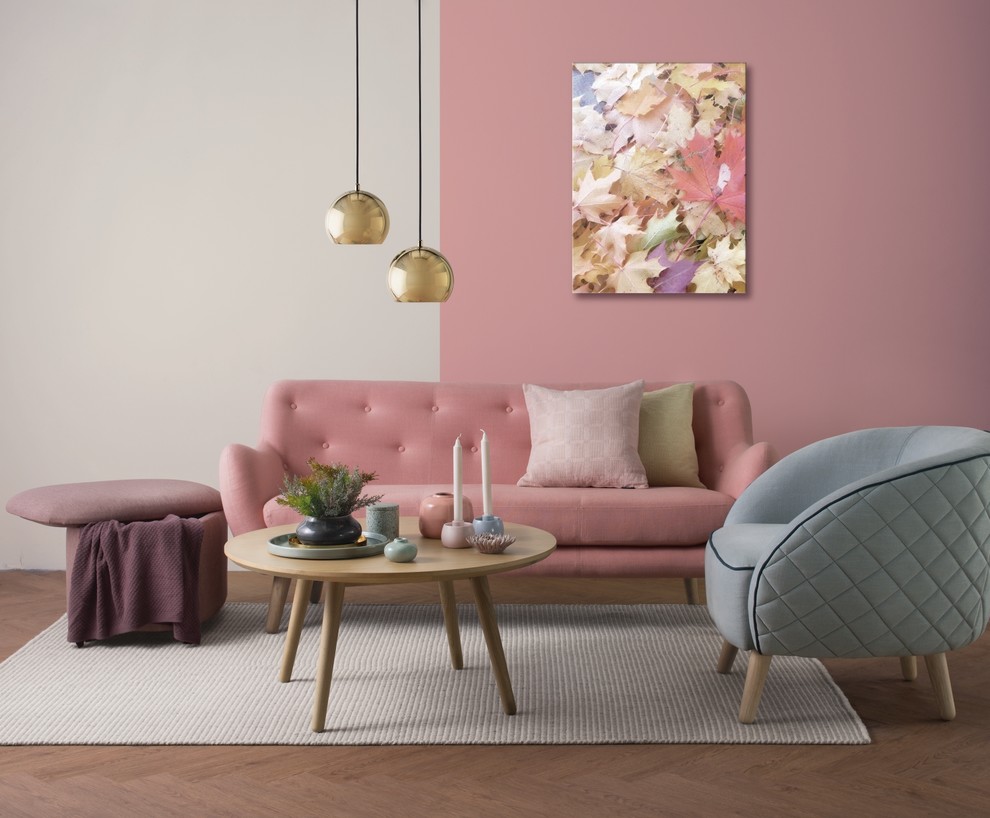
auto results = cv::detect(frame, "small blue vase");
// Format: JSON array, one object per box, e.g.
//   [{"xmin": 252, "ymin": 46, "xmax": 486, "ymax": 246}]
[
  {"xmin": 384, "ymin": 537, "xmax": 418, "ymax": 563},
  {"xmin": 296, "ymin": 515, "xmax": 362, "ymax": 545}
]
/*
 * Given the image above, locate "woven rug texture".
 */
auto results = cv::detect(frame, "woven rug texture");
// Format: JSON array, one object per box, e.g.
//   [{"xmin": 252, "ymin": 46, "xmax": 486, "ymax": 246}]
[{"xmin": 0, "ymin": 602, "xmax": 869, "ymax": 745}]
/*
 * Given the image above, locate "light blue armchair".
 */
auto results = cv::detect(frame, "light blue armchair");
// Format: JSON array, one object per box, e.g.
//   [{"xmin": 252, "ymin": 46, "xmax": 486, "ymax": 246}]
[{"xmin": 705, "ymin": 426, "xmax": 990, "ymax": 723}]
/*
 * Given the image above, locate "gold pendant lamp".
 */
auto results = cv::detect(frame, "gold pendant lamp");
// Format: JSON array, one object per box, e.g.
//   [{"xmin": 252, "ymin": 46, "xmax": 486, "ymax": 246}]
[
  {"xmin": 387, "ymin": 0, "xmax": 453, "ymax": 302},
  {"xmin": 325, "ymin": 0, "xmax": 389, "ymax": 245}
]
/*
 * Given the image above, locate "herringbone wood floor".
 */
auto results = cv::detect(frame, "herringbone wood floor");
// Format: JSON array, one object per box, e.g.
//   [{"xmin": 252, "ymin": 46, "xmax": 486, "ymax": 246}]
[{"xmin": 1, "ymin": 571, "xmax": 989, "ymax": 818}]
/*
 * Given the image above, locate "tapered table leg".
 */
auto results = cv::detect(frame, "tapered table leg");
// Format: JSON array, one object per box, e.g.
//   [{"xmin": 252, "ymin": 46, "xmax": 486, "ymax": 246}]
[
  {"xmin": 312, "ymin": 582, "xmax": 346, "ymax": 733},
  {"xmin": 279, "ymin": 578, "xmax": 313, "ymax": 683},
  {"xmin": 266, "ymin": 576, "xmax": 291, "ymax": 633},
  {"xmin": 470, "ymin": 575, "xmax": 516, "ymax": 715},
  {"xmin": 438, "ymin": 580, "xmax": 463, "ymax": 670}
]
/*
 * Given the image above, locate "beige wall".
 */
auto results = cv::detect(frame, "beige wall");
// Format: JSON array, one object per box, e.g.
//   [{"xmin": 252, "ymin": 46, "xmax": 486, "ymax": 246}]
[{"xmin": 0, "ymin": 0, "xmax": 442, "ymax": 569}]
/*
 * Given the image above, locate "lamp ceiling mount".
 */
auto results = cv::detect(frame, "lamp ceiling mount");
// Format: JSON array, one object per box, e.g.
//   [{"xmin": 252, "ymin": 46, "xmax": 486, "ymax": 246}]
[{"xmin": 326, "ymin": 0, "xmax": 389, "ymax": 245}]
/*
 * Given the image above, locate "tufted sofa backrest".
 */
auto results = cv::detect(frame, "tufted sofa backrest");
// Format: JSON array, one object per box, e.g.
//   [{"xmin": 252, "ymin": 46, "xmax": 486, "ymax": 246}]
[{"xmin": 258, "ymin": 380, "xmax": 755, "ymax": 488}]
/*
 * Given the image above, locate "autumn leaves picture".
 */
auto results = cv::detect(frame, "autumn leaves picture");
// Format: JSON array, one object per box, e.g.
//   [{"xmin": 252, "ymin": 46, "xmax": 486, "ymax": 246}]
[{"xmin": 572, "ymin": 63, "xmax": 746, "ymax": 294}]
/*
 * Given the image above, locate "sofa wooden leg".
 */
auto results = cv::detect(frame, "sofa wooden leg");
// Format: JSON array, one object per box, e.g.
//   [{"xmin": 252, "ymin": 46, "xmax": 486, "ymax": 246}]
[
  {"xmin": 739, "ymin": 652, "xmax": 773, "ymax": 724},
  {"xmin": 683, "ymin": 578, "xmax": 701, "ymax": 605},
  {"xmin": 717, "ymin": 640, "xmax": 738, "ymax": 674},
  {"xmin": 310, "ymin": 581, "xmax": 324, "ymax": 604},
  {"xmin": 266, "ymin": 576, "xmax": 290, "ymax": 634},
  {"xmin": 900, "ymin": 656, "xmax": 918, "ymax": 681},
  {"xmin": 924, "ymin": 653, "xmax": 956, "ymax": 721}
]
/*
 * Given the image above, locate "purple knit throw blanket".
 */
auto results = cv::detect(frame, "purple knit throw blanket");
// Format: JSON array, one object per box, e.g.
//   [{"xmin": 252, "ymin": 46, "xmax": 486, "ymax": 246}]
[{"xmin": 67, "ymin": 515, "xmax": 203, "ymax": 644}]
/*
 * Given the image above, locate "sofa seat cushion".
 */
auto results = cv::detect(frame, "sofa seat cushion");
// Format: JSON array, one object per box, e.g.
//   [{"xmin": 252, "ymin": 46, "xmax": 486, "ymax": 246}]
[{"xmin": 263, "ymin": 483, "xmax": 734, "ymax": 547}]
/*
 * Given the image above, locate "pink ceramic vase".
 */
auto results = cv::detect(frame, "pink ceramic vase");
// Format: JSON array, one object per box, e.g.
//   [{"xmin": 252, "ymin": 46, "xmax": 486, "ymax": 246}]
[{"xmin": 418, "ymin": 492, "xmax": 474, "ymax": 539}]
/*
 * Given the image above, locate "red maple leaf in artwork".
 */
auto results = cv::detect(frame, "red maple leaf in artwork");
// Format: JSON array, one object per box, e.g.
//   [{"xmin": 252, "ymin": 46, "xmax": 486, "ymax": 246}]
[{"xmin": 668, "ymin": 130, "xmax": 746, "ymax": 224}]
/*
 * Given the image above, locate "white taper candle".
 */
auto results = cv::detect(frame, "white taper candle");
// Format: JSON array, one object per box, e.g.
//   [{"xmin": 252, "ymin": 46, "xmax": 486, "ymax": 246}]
[
  {"xmin": 453, "ymin": 434, "xmax": 463, "ymax": 522},
  {"xmin": 480, "ymin": 429, "xmax": 492, "ymax": 516}
]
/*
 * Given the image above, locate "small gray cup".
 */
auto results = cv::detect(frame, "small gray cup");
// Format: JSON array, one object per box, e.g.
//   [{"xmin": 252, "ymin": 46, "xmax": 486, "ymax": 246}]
[{"xmin": 365, "ymin": 502, "xmax": 400, "ymax": 542}]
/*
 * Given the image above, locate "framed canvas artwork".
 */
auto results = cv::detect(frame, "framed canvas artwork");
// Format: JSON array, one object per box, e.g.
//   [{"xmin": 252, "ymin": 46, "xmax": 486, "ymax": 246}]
[{"xmin": 572, "ymin": 63, "xmax": 746, "ymax": 294}]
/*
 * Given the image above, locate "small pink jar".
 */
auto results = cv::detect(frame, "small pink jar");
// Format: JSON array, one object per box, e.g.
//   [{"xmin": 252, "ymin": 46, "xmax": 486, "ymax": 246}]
[{"xmin": 418, "ymin": 492, "xmax": 474, "ymax": 539}]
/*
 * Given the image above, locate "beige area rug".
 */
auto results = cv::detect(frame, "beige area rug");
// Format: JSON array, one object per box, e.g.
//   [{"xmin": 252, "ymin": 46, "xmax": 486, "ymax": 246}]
[{"xmin": 0, "ymin": 603, "xmax": 869, "ymax": 745}]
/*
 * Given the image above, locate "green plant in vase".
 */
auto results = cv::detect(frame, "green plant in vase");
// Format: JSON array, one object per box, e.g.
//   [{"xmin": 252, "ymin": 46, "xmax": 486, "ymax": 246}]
[{"xmin": 277, "ymin": 458, "xmax": 384, "ymax": 545}]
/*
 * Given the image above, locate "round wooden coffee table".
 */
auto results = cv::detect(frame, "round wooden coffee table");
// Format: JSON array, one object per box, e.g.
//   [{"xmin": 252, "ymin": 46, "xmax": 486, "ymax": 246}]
[{"xmin": 225, "ymin": 518, "xmax": 556, "ymax": 732}]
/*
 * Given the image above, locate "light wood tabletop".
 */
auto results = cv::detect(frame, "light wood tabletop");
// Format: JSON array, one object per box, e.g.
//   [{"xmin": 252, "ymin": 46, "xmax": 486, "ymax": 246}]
[
  {"xmin": 224, "ymin": 519, "xmax": 556, "ymax": 584},
  {"xmin": 225, "ymin": 518, "xmax": 556, "ymax": 732}
]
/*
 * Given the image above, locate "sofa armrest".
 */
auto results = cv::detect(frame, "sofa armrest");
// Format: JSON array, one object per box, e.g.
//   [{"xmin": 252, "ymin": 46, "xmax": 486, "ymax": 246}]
[
  {"xmin": 711, "ymin": 441, "xmax": 777, "ymax": 500},
  {"xmin": 219, "ymin": 443, "xmax": 285, "ymax": 536}
]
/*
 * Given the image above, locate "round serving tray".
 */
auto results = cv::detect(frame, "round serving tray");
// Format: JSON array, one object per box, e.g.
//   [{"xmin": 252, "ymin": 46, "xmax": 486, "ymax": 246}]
[{"xmin": 267, "ymin": 531, "xmax": 389, "ymax": 560}]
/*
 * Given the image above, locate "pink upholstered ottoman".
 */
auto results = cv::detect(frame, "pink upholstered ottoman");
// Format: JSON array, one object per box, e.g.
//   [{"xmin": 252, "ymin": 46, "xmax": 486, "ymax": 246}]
[{"xmin": 6, "ymin": 479, "xmax": 228, "ymax": 632}]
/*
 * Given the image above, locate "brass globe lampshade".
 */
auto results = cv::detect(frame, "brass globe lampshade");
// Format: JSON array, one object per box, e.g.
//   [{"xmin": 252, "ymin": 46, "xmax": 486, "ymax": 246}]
[
  {"xmin": 326, "ymin": 189, "xmax": 389, "ymax": 245},
  {"xmin": 388, "ymin": 0, "xmax": 453, "ymax": 302},
  {"xmin": 387, "ymin": 246, "xmax": 453, "ymax": 302},
  {"xmin": 326, "ymin": 0, "xmax": 388, "ymax": 245}
]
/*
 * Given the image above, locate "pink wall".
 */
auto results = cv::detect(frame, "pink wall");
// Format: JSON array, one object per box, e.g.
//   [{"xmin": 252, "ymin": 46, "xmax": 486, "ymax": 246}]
[{"xmin": 439, "ymin": 0, "xmax": 990, "ymax": 455}]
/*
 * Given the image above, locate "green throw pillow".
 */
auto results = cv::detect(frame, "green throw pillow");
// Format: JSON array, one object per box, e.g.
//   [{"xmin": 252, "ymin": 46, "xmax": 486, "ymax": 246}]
[{"xmin": 638, "ymin": 383, "xmax": 705, "ymax": 488}]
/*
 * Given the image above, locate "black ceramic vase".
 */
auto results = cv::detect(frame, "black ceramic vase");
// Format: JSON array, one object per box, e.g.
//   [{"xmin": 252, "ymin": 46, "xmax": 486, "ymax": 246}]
[{"xmin": 295, "ymin": 514, "xmax": 362, "ymax": 545}]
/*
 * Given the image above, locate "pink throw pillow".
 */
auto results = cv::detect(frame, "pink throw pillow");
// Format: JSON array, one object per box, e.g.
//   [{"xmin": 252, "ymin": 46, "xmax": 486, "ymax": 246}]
[{"xmin": 518, "ymin": 381, "xmax": 649, "ymax": 488}]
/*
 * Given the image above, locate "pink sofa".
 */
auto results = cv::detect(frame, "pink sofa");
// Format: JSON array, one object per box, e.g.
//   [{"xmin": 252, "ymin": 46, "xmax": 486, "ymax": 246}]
[{"xmin": 221, "ymin": 380, "xmax": 774, "ymax": 602}]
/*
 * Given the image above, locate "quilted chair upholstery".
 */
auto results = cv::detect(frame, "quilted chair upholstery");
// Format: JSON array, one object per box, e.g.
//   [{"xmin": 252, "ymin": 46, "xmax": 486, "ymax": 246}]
[{"xmin": 705, "ymin": 426, "xmax": 990, "ymax": 723}]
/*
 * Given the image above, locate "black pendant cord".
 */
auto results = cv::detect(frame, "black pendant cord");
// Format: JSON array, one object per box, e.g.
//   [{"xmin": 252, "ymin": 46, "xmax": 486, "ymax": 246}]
[
  {"xmin": 417, "ymin": 0, "xmax": 423, "ymax": 248},
  {"xmin": 355, "ymin": 0, "xmax": 361, "ymax": 192}
]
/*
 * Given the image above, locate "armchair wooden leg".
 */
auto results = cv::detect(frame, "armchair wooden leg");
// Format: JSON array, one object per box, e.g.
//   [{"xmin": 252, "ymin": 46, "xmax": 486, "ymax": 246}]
[
  {"xmin": 924, "ymin": 653, "xmax": 956, "ymax": 721},
  {"xmin": 683, "ymin": 578, "xmax": 701, "ymax": 605},
  {"xmin": 717, "ymin": 640, "xmax": 739, "ymax": 674},
  {"xmin": 900, "ymin": 656, "xmax": 918, "ymax": 681},
  {"xmin": 310, "ymin": 581, "xmax": 324, "ymax": 604},
  {"xmin": 739, "ymin": 653, "xmax": 773, "ymax": 724},
  {"xmin": 266, "ymin": 576, "xmax": 291, "ymax": 633}
]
